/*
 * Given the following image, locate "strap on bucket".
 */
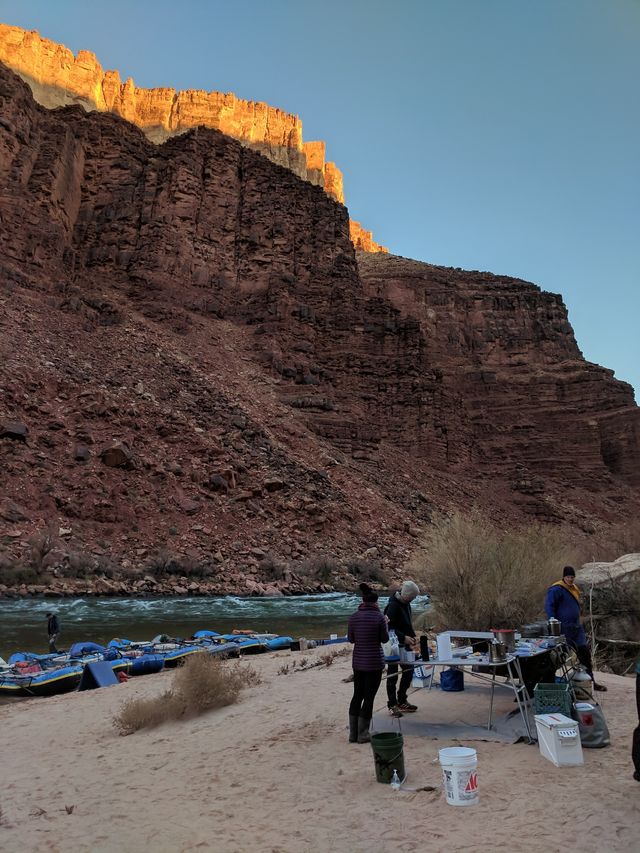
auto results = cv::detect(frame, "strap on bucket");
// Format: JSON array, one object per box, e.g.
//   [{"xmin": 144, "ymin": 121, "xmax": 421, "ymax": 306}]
[{"xmin": 375, "ymin": 749, "xmax": 403, "ymax": 769}]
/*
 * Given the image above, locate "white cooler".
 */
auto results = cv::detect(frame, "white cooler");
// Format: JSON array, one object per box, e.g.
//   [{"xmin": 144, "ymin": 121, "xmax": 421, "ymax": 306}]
[{"xmin": 534, "ymin": 713, "xmax": 584, "ymax": 767}]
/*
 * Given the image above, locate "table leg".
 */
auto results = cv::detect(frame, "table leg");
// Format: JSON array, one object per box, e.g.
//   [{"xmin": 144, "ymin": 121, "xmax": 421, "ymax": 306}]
[
  {"xmin": 509, "ymin": 657, "xmax": 533, "ymax": 743},
  {"xmin": 488, "ymin": 667, "xmax": 497, "ymax": 730}
]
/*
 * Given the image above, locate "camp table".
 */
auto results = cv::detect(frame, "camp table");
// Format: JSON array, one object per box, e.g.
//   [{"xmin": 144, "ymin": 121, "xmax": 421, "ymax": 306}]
[{"xmin": 400, "ymin": 652, "xmax": 535, "ymax": 742}]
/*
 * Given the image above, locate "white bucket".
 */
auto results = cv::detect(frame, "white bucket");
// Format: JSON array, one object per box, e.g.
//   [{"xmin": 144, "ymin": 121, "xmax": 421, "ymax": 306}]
[{"xmin": 439, "ymin": 747, "xmax": 479, "ymax": 806}]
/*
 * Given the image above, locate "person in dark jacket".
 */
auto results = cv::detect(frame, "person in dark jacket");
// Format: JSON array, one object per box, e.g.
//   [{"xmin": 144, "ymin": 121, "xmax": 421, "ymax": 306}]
[
  {"xmin": 347, "ymin": 583, "xmax": 389, "ymax": 744},
  {"xmin": 544, "ymin": 566, "xmax": 606, "ymax": 691},
  {"xmin": 632, "ymin": 655, "xmax": 640, "ymax": 782},
  {"xmin": 46, "ymin": 612, "xmax": 60, "ymax": 653},
  {"xmin": 385, "ymin": 580, "xmax": 420, "ymax": 716}
]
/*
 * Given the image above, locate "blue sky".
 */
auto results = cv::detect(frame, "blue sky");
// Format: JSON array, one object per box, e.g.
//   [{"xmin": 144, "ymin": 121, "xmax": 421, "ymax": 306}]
[{"xmin": 2, "ymin": 0, "xmax": 638, "ymax": 395}]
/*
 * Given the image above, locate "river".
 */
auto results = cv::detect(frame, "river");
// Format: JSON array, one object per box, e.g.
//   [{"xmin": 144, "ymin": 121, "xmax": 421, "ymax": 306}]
[{"xmin": 0, "ymin": 594, "xmax": 431, "ymax": 659}]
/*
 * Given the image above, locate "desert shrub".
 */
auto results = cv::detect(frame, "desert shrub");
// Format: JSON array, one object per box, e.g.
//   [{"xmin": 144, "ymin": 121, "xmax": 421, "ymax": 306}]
[
  {"xmin": 63, "ymin": 551, "xmax": 94, "ymax": 579},
  {"xmin": 27, "ymin": 527, "xmax": 57, "ymax": 571},
  {"xmin": 345, "ymin": 557, "xmax": 389, "ymax": 586},
  {"xmin": 585, "ymin": 575, "xmax": 640, "ymax": 674},
  {"xmin": 0, "ymin": 562, "xmax": 43, "ymax": 585},
  {"xmin": 143, "ymin": 550, "xmax": 209, "ymax": 578},
  {"xmin": 258, "ymin": 554, "xmax": 287, "ymax": 581},
  {"xmin": 408, "ymin": 511, "xmax": 573, "ymax": 631},
  {"xmin": 297, "ymin": 556, "xmax": 340, "ymax": 583},
  {"xmin": 95, "ymin": 556, "xmax": 117, "ymax": 579},
  {"xmin": 113, "ymin": 653, "xmax": 260, "ymax": 735},
  {"xmin": 318, "ymin": 648, "xmax": 349, "ymax": 667}
]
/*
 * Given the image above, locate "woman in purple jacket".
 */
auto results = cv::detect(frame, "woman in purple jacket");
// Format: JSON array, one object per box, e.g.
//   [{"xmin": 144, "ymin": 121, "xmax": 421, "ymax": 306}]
[{"xmin": 347, "ymin": 583, "xmax": 389, "ymax": 744}]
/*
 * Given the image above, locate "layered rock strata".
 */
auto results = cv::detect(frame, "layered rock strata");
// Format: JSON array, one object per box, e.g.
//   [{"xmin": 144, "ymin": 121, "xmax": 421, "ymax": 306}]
[
  {"xmin": 0, "ymin": 23, "xmax": 387, "ymax": 252},
  {"xmin": 0, "ymin": 62, "xmax": 638, "ymax": 594}
]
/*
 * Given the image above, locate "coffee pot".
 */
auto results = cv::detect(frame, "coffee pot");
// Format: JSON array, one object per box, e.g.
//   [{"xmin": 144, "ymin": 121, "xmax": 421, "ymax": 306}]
[{"xmin": 547, "ymin": 617, "xmax": 561, "ymax": 637}]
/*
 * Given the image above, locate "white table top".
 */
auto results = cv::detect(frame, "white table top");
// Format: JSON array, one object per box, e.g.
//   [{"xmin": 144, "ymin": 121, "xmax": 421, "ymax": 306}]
[{"xmin": 424, "ymin": 653, "xmax": 516, "ymax": 667}]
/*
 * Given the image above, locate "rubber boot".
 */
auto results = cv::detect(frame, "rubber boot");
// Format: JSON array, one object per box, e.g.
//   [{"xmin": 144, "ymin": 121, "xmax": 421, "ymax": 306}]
[
  {"xmin": 349, "ymin": 715, "xmax": 359, "ymax": 743},
  {"xmin": 357, "ymin": 716, "xmax": 371, "ymax": 744}
]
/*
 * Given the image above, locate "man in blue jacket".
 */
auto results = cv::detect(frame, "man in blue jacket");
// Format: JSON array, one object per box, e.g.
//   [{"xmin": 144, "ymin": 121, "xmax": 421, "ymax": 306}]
[{"xmin": 544, "ymin": 566, "xmax": 606, "ymax": 692}]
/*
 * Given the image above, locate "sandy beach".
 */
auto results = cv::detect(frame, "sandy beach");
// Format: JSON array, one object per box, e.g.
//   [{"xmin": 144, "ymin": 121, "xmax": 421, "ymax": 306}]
[{"xmin": 1, "ymin": 647, "xmax": 638, "ymax": 853}]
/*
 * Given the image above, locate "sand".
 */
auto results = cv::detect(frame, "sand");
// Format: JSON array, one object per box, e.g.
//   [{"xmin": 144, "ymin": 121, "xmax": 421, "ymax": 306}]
[{"xmin": 1, "ymin": 647, "xmax": 638, "ymax": 853}]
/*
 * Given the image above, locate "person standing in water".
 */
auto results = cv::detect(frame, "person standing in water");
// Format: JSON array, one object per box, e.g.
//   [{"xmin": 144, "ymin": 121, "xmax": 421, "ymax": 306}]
[
  {"xmin": 347, "ymin": 583, "xmax": 389, "ymax": 744},
  {"xmin": 46, "ymin": 612, "xmax": 60, "ymax": 653}
]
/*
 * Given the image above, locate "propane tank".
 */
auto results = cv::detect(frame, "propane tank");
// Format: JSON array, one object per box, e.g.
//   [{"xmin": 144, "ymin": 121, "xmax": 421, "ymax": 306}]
[{"xmin": 570, "ymin": 665, "xmax": 594, "ymax": 701}]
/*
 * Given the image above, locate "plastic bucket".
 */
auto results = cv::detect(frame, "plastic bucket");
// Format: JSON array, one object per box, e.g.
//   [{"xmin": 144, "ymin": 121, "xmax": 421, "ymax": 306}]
[
  {"xmin": 439, "ymin": 747, "xmax": 478, "ymax": 806},
  {"xmin": 370, "ymin": 733, "xmax": 405, "ymax": 784}
]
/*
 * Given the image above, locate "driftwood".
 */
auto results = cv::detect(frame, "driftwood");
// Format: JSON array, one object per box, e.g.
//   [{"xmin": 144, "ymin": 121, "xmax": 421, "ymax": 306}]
[{"xmin": 595, "ymin": 637, "xmax": 640, "ymax": 647}]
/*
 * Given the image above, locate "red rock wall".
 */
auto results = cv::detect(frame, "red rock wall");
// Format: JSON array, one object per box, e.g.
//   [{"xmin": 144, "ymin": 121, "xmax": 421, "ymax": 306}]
[
  {"xmin": 0, "ymin": 23, "xmax": 389, "ymax": 250},
  {"xmin": 1, "ymin": 60, "xmax": 639, "ymax": 582}
]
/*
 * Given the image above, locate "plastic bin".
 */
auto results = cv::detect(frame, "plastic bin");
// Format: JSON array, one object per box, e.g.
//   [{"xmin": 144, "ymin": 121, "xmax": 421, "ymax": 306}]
[{"xmin": 533, "ymin": 682, "xmax": 572, "ymax": 716}]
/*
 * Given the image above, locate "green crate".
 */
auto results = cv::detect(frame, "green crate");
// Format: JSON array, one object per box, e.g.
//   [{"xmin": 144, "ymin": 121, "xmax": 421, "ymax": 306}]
[{"xmin": 533, "ymin": 682, "xmax": 572, "ymax": 716}]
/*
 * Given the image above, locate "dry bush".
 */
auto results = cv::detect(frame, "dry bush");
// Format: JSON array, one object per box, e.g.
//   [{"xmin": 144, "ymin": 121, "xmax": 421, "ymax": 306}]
[
  {"xmin": 318, "ymin": 648, "xmax": 350, "ymax": 667},
  {"xmin": 63, "ymin": 551, "xmax": 94, "ymax": 579},
  {"xmin": 0, "ymin": 551, "xmax": 43, "ymax": 586},
  {"xmin": 258, "ymin": 554, "xmax": 287, "ymax": 581},
  {"xmin": 113, "ymin": 653, "xmax": 260, "ymax": 735},
  {"xmin": 293, "ymin": 556, "xmax": 340, "ymax": 583},
  {"xmin": 143, "ymin": 549, "xmax": 210, "ymax": 579},
  {"xmin": 586, "ymin": 575, "xmax": 640, "ymax": 674},
  {"xmin": 408, "ymin": 511, "xmax": 573, "ymax": 631},
  {"xmin": 27, "ymin": 527, "xmax": 57, "ymax": 572},
  {"xmin": 345, "ymin": 557, "xmax": 389, "ymax": 586}
]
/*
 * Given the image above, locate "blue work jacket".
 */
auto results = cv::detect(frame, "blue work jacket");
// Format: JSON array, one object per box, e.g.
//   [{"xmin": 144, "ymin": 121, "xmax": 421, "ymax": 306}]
[{"xmin": 544, "ymin": 583, "xmax": 586, "ymax": 646}]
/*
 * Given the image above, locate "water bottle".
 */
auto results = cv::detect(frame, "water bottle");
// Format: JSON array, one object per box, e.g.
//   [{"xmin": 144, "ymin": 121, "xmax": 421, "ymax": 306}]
[{"xmin": 390, "ymin": 769, "xmax": 401, "ymax": 792}]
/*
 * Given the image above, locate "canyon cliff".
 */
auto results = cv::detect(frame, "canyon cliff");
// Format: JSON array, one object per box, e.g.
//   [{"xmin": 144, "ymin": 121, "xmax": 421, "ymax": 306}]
[
  {"xmin": 0, "ymin": 61, "xmax": 638, "ymax": 595},
  {"xmin": 0, "ymin": 23, "xmax": 387, "ymax": 254}
]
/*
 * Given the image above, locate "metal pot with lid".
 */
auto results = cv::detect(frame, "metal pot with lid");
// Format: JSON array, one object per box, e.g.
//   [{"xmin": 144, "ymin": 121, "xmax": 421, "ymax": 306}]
[
  {"xmin": 491, "ymin": 628, "xmax": 516, "ymax": 652},
  {"xmin": 547, "ymin": 618, "xmax": 561, "ymax": 637}
]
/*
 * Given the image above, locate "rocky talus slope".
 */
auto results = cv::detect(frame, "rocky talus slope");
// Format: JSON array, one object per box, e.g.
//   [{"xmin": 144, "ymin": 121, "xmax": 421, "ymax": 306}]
[
  {"xmin": 0, "ymin": 23, "xmax": 387, "ymax": 253},
  {"xmin": 0, "ymin": 62, "xmax": 638, "ymax": 596}
]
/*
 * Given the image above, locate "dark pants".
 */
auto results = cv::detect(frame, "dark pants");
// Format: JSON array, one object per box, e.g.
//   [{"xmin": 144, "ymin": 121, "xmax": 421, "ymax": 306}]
[
  {"xmin": 632, "ymin": 674, "xmax": 640, "ymax": 780},
  {"xmin": 386, "ymin": 662, "xmax": 413, "ymax": 707},
  {"xmin": 574, "ymin": 644, "xmax": 595, "ymax": 681},
  {"xmin": 48, "ymin": 634, "xmax": 59, "ymax": 653},
  {"xmin": 349, "ymin": 670, "xmax": 383, "ymax": 720}
]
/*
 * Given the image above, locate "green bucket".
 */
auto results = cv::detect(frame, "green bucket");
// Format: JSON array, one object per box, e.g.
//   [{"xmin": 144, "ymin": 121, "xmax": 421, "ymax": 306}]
[{"xmin": 370, "ymin": 732, "xmax": 405, "ymax": 784}]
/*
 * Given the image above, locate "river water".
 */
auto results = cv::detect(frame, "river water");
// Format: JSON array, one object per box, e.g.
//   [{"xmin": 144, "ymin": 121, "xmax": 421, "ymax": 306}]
[{"xmin": 0, "ymin": 594, "xmax": 431, "ymax": 659}]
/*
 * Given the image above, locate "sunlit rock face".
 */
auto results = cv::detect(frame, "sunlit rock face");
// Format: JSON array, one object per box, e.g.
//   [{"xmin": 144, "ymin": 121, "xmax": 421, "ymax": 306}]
[
  {"xmin": 1, "ymin": 57, "xmax": 638, "ymax": 585},
  {"xmin": 0, "ymin": 22, "xmax": 387, "ymax": 251},
  {"xmin": 350, "ymin": 221, "xmax": 388, "ymax": 254}
]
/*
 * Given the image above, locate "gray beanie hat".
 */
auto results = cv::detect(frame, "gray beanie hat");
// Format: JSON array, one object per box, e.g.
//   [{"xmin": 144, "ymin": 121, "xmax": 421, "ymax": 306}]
[{"xmin": 400, "ymin": 580, "xmax": 420, "ymax": 598}]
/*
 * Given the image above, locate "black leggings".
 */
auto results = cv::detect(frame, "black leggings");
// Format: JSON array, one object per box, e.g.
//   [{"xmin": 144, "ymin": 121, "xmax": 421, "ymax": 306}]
[
  {"xmin": 349, "ymin": 670, "xmax": 383, "ymax": 720},
  {"xmin": 632, "ymin": 674, "xmax": 640, "ymax": 778},
  {"xmin": 386, "ymin": 662, "xmax": 413, "ymax": 706}
]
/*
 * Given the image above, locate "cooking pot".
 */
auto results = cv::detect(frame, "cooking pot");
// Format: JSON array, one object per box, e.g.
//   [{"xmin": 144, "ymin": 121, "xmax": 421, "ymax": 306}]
[
  {"xmin": 491, "ymin": 628, "xmax": 516, "ymax": 652},
  {"xmin": 547, "ymin": 618, "xmax": 561, "ymax": 637},
  {"xmin": 488, "ymin": 641, "xmax": 508, "ymax": 663}
]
